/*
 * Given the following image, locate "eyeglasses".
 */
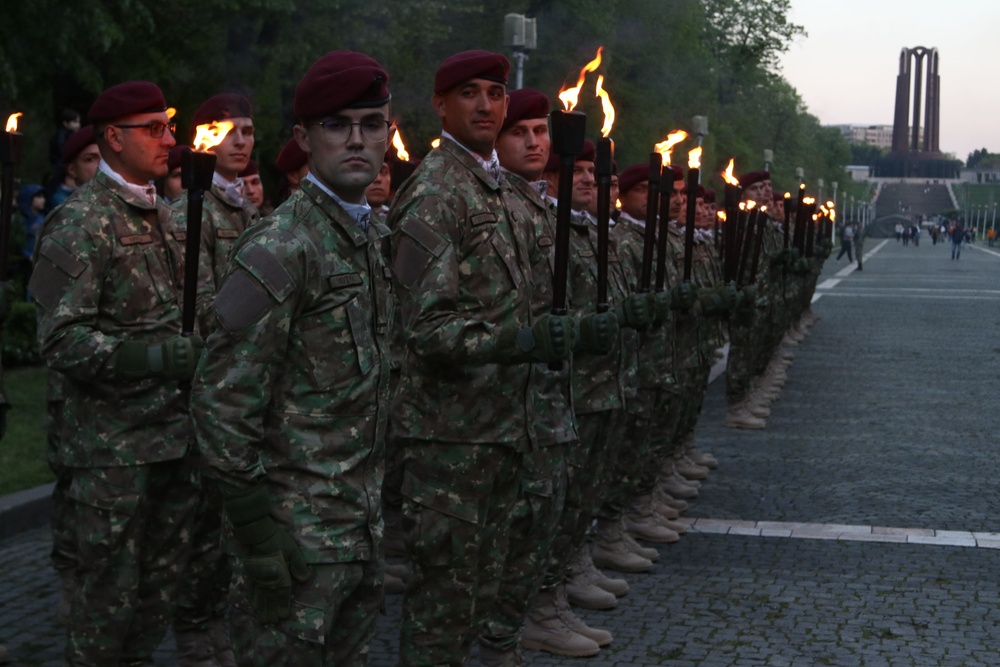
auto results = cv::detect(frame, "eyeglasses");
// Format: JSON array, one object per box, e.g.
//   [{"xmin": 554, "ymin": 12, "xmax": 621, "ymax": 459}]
[
  {"xmin": 312, "ymin": 119, "xmax": 391, "ymax": 144},
  {"xmin": 114, "ymin": 121, "xmax": 177, "ymax": 138}
]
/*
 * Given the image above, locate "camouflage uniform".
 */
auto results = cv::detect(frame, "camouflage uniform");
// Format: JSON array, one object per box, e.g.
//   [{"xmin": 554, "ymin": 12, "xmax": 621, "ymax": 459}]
[
  {"xmin": 190, "ymin": 178, "xmax": 392, "ymax": 665},
  {"xmin": 611, "ymin": 214, "xmax": 682, "ymax": 501},
  {"xmin": 29, "ymin": 168, "xmax": 199, "ymax": 665},
  {"xmin": 171, "ymin": 175, "xmax": 258, "ymax": 644},
  {"xmin": 481, "ymin": 173, "xmax": 573, "ymax": 654},
  {"xmin": 389, "ymin": 138, "xmax": 540, "ymax": 666}
]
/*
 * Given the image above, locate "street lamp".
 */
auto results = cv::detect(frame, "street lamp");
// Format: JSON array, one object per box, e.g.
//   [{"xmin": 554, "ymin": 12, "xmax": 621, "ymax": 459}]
[
  {"xmin": 503, "ymin": 14, "xmax": 537, "ymax": 90},
  {"xmin": 763, "ymin": 149, "xmax": 773, "ymax": 171},
  {"xmin": 817, "ymin": 178, "xmax": 825, "ymax": 201},
  {"xmin": 795, "ymin": 167, "xmax": 804, "ymax": 184}
]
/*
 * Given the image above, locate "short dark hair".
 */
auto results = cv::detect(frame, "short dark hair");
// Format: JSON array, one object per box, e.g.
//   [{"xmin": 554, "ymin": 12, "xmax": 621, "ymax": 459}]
[{"xmin": 61, "ymin": 108, "xmax": 81, "ymax": 123}]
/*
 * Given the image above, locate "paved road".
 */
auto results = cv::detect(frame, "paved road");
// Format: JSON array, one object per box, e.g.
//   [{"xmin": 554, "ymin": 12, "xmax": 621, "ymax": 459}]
[{"xmin": 3, "ymin": 236, "xmax": 999, "ymax": 666}]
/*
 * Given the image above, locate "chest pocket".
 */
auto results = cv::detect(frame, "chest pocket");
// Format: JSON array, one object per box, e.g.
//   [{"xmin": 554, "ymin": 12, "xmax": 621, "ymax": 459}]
[{"xmin": 297, "ymin": 277, "xmax": 374, "ymax": 389}]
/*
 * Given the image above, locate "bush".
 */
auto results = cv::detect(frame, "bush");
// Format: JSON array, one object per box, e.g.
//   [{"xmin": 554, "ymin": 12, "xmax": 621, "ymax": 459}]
[{"xmin": 4, "ymin": 300, "xmax": 40, "ymax": 366}]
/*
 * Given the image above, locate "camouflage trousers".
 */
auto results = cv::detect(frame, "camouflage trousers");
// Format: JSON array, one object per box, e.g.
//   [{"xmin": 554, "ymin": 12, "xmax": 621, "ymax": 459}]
[
  {"xmin": 480, "ymin": 444, "xmax": 567, "ymax": 652},
  {"xmin": 64, "ymin": 457, "xmax": 198, "ymax": 666},
  {"xmin": 46, "ymin": 397, "xmax": 76, "ymax": 574},
  {"xmin": 727, "ymin": 318, "xmax": 757, "ymax": 404},
  {"xmin": 542, "ymin": 409, "xmax": 626, "ymax": 589},
  {"xmin": 673, "ymin": 364, "xmax": 713, "ymax": 446},
  {"xmin": 174, "ymin": 462, "xmax": 231, "ymax": 632},
  {"xmin": 398, "ymin": 440, "xmax": 522, "ymax": 667},
  {"xmin": 600, "ymin": 387, "xmax": 684, "ymax": 510},
  {"xmin": 229, "ymin": 558, "xmax": 383, "ymax": 666}
]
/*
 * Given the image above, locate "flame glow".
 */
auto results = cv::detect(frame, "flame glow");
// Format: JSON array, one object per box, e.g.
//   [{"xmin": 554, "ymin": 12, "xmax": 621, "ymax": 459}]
[
  {"xmin": 687, "ymin": 147, "xmax": 702, "ymax": 170},
  {"xmin": 784, "ymin": 192, "xmax": 791, "ymax": 200},
  {"xmin": 654, "ymin": 130, "xmax": 688, "ymax": 167},
  {"xmin": 431, "ymin": 138, "xmax": 441, "ymax": 149},
  {"xmin": 558, "ymin": 47, "xmax": 603, "ymax": 111},
  {"xmin": 718, "ymin": 211, "xmax": 727, "ymax": 222},
  {"xmin": 594, "ymin": 75, "xmax": 615, "ymax": 137},
  {"xmin": 193, "ymin": 121, "xmax": 234, "ymax": 152},
  {"xmin": 166, "ymin": 107, "xmax": 177, "ymax": 120},
  {"xmin": 5, "ymin": 113, "xmax": 22, "ymax": 132},
  {"xmin": 760, "ymin": 206, "xmax": 768, "ymax": 214},
  {"xmin": 803, "ymin": 196, "xmax": 816, "ymax": 206},
  {"xmin": 746, "ymin": 200, "xmax": 757, "ymax": 210},
  {"xmin": 392, "ymin": 127, "xmax": 409, "ymax": 162},
  {"xmin": 722, "ymin": 158, "xmax": 739, "ymax": 186},
  {"xmin": 739, "ymin": 202, "xmax": 747, "ymax": 212}
]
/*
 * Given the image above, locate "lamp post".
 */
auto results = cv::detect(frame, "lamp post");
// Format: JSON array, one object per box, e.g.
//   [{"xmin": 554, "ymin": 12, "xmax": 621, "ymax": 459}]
[
  {"xmin": 503, "ymin": 13, "xmax": 537, "ymax": 90},
  {"xmin": 692, "ymin": 116, "xmax": 707, "ymax": 185},
  {"xmin": 817, "ymin": 178, "xmax": 825, "ymax": 202},
  {"xmin": 763, "ymin": 149, "xmax": 773, "ymax": 171},
  {"xmin": 795, "ymin": 167, "xmax": 804, "ymax": 185}
]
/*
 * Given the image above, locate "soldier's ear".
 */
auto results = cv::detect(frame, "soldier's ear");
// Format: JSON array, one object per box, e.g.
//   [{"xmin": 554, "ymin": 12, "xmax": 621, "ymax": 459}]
[
  {"xmin": 292, "ymin": 124, "xmax": 310, "ymax": 158},
  {"xmin": 103, "ymin": 126, "xmax": 126, "ymax": 154},
  {"xmin": 431, "ymin": 94, "xmax": 446, "ymax": 120}
]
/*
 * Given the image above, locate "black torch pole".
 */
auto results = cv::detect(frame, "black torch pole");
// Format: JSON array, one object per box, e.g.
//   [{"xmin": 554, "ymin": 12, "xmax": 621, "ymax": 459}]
[
  {"xmin": 682, "ymin": 164, "xmax": 698, "ymax": 282},
  {"xmin": 180, "ymin": 147, "xmax": 217, "ymax": 338},
  {"xmin": 595, "ymin": 138, "xmax": 613, "ymax": 313},
  {"xmin": 655, "ymin": 170, "xmax": 672, "ymax": 291},
  {"xmin": 0, "ymin": 129, "xmax": 23, "ymax": 281},
  {"xmin": 639, "ymin": 154, "xmax": 661, "ymax": 292},
  {"xmin": 748, "ymin": 215, "xmax": 767, "ymax": 284}
]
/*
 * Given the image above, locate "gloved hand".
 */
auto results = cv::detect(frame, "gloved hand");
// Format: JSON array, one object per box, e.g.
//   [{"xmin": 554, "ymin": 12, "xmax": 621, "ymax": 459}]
[
  {"xmin": 496, "ymin": 314, "xmax": 576, "ymax": 363},
  {"xmin": 815, "ymin": 242, "xmax": 832, "ymax": 259},
  {"xmin": 698, "ymin": 284, "xmax": 740, "ymax": 317},
  {"xmin": 648, "ymin": 291, "xmax": 672, "ymax": 324},
  {"xmin": 225, "ymin": 485, "xmax": 310, "ymax": 624},
  {"xmin": 114, "ymin": 334, "xmax": 205, "ymax": 381},
  {"xmin": 741, "ymin": 285, "xmax": 758, "ymax": 307},
  {"xmin": 793, "ymin": 257, "xmax": 813, "ymax": 275},
  {"xmin": 575, "ymin": 311, "xmax": 620, "ymax": 354},
  {"xmin": 769, "ymin": 248, "xmax": 798, "ymax": 271},
  {"xmin": 615, "ymin": 293, "xmax": 651, "ymax": 329},
  {"xmin": 669, "ymin": 282, "xmax": 697, "ymax": 312}
]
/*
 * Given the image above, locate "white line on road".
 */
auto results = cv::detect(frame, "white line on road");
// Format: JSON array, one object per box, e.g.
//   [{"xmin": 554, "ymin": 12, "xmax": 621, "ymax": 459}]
[
  {"xmin": 813, "ymin": 240, "xmax": 890, "ymax": 303},
  {"xmin": 968, "ymin": 243, "xmax": 1000, "ymax": 259},
  {"xmin": 680, "ymin": 517, "xmax": 1000, "ymax": 549}
]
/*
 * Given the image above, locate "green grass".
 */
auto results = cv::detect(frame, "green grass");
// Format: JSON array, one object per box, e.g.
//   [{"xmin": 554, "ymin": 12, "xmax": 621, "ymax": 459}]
[
  {"xmin": 952, "ymin": 183, "xmax": 1000, "ymax": 208},
  {"xmin": 0, "ymin": 365, "xmax": 54, "ymax": 496}
]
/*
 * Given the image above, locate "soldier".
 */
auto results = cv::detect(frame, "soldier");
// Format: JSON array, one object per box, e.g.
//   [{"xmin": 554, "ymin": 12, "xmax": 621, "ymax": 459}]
[
  {"xmin": 274, "ymin": 137, "xmax": 309, "ymax": 205},
  {"xmin": 388, "ymin": 51, "xmax": 574, "ymax": 666},
  {"xmin": 365, "ymin": 159, "xmax": 392, "ymax": 215},
  {"xmin": 190, "ymin": 51, "xmax": 394, "ymax": 665},
  {"xmin": 47, "ymin": 124, "xmax": 100, "ymax": 210},
  {"xmin": 240, "ymin": 160, "xmax": 266, "ymax": 212},
  {"xmin": 30, "ymin": 80, "xmax": 202, "ymax": 665},
  {"xmin": 171, "ymin": 92, "xmax": 261, "ymax": 667}
]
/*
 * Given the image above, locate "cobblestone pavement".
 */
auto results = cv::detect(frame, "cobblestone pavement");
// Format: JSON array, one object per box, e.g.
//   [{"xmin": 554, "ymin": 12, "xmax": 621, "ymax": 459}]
[{"xmin": 4, "ymin": 237, "xmax": 1000, "ymax": 665}]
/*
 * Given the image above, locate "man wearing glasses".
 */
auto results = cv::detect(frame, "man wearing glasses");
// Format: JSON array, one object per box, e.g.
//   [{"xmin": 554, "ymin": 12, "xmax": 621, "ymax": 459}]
[
  {"xmin": 30, "ymin": 81, "xmax": 202, "ymax": 665},
  {"xmin": 190, "ymin": 51, "xmax": 393, "ymax": 665}
]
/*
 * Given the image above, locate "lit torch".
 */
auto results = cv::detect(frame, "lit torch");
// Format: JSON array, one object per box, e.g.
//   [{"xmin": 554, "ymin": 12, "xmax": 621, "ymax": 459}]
[
  {"xmin": 594, "ymin": 74, "xmax": 616, "ymax": 313},
  {"xmin": 654, "ymin": 130, "xmax": 687, "ymax": 291},
  {"xmin": 392, "ymin": 128, "xmax": 410, "ymax": 163},
  {"xmin": 748, "ymin": 205, "xmax": 768, "ymax": 284},
  {"xmin": 682, "ymin": 147, "xmax": 701, "ymax": 282},
  {"xmin": 0, "ymin": 113, "xmax": 24, "ymax": 282},
  {"xmin": 180, "ymin": 121, "xmax": 233, "ymax": 340},
  {"xmin": 737, "ymin": 200, "xmax": 758, "ymax": 286},
  {"xmin": 549, "ymin": 52, "xmax": 591, "ymax": 365},
  {"xmin": 721, "ymin": 160, "xmax": 740, "ymax": 282}
]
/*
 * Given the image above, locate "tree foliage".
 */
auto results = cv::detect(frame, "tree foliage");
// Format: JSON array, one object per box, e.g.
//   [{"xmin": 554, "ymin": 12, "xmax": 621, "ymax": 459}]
[{"xmin": 0, "ymin": 0, "xmax": 847, "ymax": 197}]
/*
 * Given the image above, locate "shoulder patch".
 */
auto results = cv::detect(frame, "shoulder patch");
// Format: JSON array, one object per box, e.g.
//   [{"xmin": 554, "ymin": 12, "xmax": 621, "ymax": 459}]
[
  {"xmin": 214, "ymin": 268, "xmax": 275, "ymax": 334},
  {"xmin": 329, "ymin": 272, "xmax": 364, "ymax": 289},
  {"xmin": 471, "ymin": 212, "xmax": 498, "ymax": 226},
  {"xmin": 400, "ymin": 218, "xmax": 446, "ymax": 258},
  {"xmin": 120, "ymin": 234, "xmax": 153, "ymax": 246},
  {"xmin": 216, "ymin": 229, "xmax": 241, "ymax": 239},
  {"xmin": 236, "ymin": 243, "xmax": 295, "ymax": 303},
  {"xmin": 537, "ymin": 236, "xmax": 553, "ymax": 247}
]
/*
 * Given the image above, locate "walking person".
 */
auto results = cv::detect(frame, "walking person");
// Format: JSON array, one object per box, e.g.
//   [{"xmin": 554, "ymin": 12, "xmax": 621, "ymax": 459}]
[
  {"xmin": 853, "ymin": 222, "xmax": 865, "ymax": 270},
  {"xmin": 835, "ymin": 223, "xmax": 854, "ymax": 263},
  {"xmin": 951, "ymin": 224, "xmax": 964, "ymax": 260}
]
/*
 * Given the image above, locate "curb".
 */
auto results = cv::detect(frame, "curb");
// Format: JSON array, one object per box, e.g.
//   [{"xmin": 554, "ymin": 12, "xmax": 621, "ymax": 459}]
[{"xmin": 0, "ymin": 482, "xmax": 53, "ymax": 541}]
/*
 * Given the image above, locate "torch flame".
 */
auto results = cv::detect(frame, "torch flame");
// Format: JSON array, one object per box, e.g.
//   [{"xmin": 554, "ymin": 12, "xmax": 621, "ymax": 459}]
[
  {"xmin": 687, "ymin": 146, "xmax": 702, "ymax": 170},
  {"xmin": 558, "ymin": 46, "xmax": 603, "ymax": 111},
  {"xmin": 760, "ymin": 205, "xmax": 768, "ymax": 214},
  {"xmin": 830, "ymin": 209, "xmax": 836, "ymax": 222},
  {"xmin": 739, "ymin": 202, "xmax": 747, "ymax": 212},
  {"xmin": 166, "ymin": 107, "xmax": 177, "ymax": 120},
  {"xmin": 722, "ymin": 158, "xmax": 739, "ymax": 186},
  {"xmin": 784, "ymin": 192, "xmax": 791, "ymax": 200},
  {"xmin": 594, "ymin": 75, "xmax": 616, "ymax": 137},
  {"xmin": 653, "ymin": 130, "xmax": 688, "ymax": 167},
  {"xmin": 392, "ymin": 127, "xmax": 409, "ymax": 162},
  {"xmin": 803, "ymin": 196, "xmax": 816, "ymax": 205},
  {"xmin": 431, "ymin": 138, "xmax": 441, "ymax": 149},
  {"xmin": 193, "ymin": 121, "xmax": 234, "ymax": 152},
  {"xmin": 812, "ymin": 213, "xmax": 820, "ymax": 221},
  {"xmin": 718, "ymin": 211, "xmax": 727, "ymax": 222},
  {"xmin": 746, "ymin": 200, "xmax": 757, "ymax": 210},
  {"xmin": 5, "ymin": 113, "xmax": 22, "ymax": 132}
]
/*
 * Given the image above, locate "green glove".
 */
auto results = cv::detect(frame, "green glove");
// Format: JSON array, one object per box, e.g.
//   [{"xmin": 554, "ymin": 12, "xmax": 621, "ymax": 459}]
[
  {"xmin": 793, "ymin": 257, "xmax": 813, "ymax": 274},
  {"xmin": 615, "ymin": 293, "xmax": 651, "ymax": 329},
  {"xmin": 575, "ymin": 311, "xmax": 620, "ymax": 354},
  {"xmin": 225, "ymin": 485, "xmax": 310, "ymax": 624},
  {"xmin": 114, "ymin": 334, "xmax": 205, "ymax": 381},
  {"xmin": 698, "ymin": 284, "xmax": 740, "ymax": 317},
  {"xmin": 497, "ymin": 314, "xmax": 576, "ymax": 363},
  {"xmin": 741, "ymin": 285, "xmax": 758, "ymax": 307},
  {"xmin": 649, "ymin": 291, "xmax": 673, "ymax": 324},
  {"xmin": 670, "ymin": 282, "xmax": 697, "ymax": 312}
]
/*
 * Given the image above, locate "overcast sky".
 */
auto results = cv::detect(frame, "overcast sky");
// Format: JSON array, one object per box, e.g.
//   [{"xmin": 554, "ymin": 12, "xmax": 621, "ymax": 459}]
[{"xmin": 778, "ymin": 0, "xmax": 999, "ymax": 161}]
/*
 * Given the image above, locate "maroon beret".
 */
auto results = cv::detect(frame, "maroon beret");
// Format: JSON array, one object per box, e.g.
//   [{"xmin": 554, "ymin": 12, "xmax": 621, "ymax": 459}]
[
  {"xmin": 88, "ymin": 81, "xmax": 167, "ymax": 124},
  {"xmin": 501, "ymin": 88, "xmax": 550, "ymax": 133},
  {"xmin": 612, "ymin": 160, "xmax": 619, "ymax": 176},
  {"xmin": 617, "ymin": 163, "xmax": 645, "ymax": 194},
  {"xmin": 192, "ymin": 93, "xmax": 253, "ymax": 129},
  {"xmin": 739, "ymin": 170, "xmax": 771, "ymax": 188},
  {"xmin": 703, "ymin": 189, "xmax": 717, "ymax": 204},
  {"xmin": 240, "ymin": 159, "xmax": 259, "ymax": 177},
  {"xmin": 167, "ymin": 145, "xmax": 185, "ymax": 171},
  {"xmin": 667, "ymin": 165, "xmax": 685, "ymax": 182},
  {"xmin": 61, "ymin": 125, "xmax": 96, "ymax": 164},
  {"xmin": 773, "ymin": 191, "xmax": 785, "ymax": 202},
  {"xmin": 434, "ymin": 50, "xmax": 509, "ymax": 94},
  {"xmin": 543, "ymin": 139, "xmax": 596, "ymax": 172},
  {"xmin": 276, "ymin": 138, "xmax": 308, "ymax": 173},
  {"xmin": 294, "ymin": 51, "xmax": 390, "ymax": 121}
]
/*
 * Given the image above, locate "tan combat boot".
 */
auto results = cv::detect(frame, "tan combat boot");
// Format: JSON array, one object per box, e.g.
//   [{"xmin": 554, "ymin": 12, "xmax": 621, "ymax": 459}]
[
  {"xmin": 624, "ymin": 496, "xmax": 680, "ymax": 544},
  {"xmin": 726, "ymin": 403, "xmax": 767, "ymax": 430},
  {"xmin": 565, "ymin": 559, "xmax": 618, "ymax": 611},
  {"xmin": 621, "ymin": 528, "xmax": 660, "ymax": 562},
  {"xmin": 683, "ymin": 435, "xmax": 719, "ymax": 470},
  {"xmin": 521, "ymin": 588, "xmax": 601, "ymax": 657},
  {"xmin": 592, "ymin": 518, "xmax": 654, "ymax": 573},
  {"xmin": 674, "ymin": 453, "xmax": 709, "ymax": 481},
  {"xmin": 654, "ymin": 480, "xmax": 690, "ymax": 512},
  {"xmin": 650, "ymin": 485, "xmax": 681, "ymax": 520},
  {"xmin": 553, "ymin": 584, "xmax": 613, "ymax": 647},
  {"xmin": 573, "ymin": 545, "xmax": 629, "ymax": 596}
]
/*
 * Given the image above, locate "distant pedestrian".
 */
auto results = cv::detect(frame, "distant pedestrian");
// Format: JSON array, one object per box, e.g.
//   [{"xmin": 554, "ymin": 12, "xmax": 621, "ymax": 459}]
[
  {"xmin": 988, "ymin": 228, "xmax": 996, "ymax": 247},
  {"xmin": 951, "ymin": 225, "xmax": 964, "ymax": 260},
  {"xmin": 895, "ymin": 223, "xmax": 903, "ymax": 242},
  {"xmin": 836, "ymin": 223, "xmax": 855, "ymax": 262},
  {"xmin": 853, "ymin": 223, "xmax": 865, "ymax": 270},
  {"xmin": 902, "ymin": 225, "xmax": 910, "ymax": 246}
]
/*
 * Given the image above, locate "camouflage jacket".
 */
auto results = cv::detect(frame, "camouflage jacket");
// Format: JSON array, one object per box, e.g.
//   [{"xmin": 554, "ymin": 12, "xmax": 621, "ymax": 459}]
[
  {"xmin": 567, "ymin": 210, "xmax": 635, "ymax": 413},
  {"xmin": 612, "ymin": 214, "xmax": 675, "ymax": 399},
  {"xmin": 508, "ymin": 174, "xmax": 576, "ymax": 446},
  {"xmin": 673, "ymin": 224, "xmax": 723, "ymax": 370},
  {"xmin": 29, "ymin": 169, "xmax": 191, "ymax": 467},
  {"xmin": 191, "ymin": 180, "xmax": 392, "ymax": 563},
  {"xmin": 172, "ymin": 181, "xmax": 259, "ymax": 335},
  {"xmin": 388, "ymin": 138, "xmax": 538, "ymax": 447}
]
